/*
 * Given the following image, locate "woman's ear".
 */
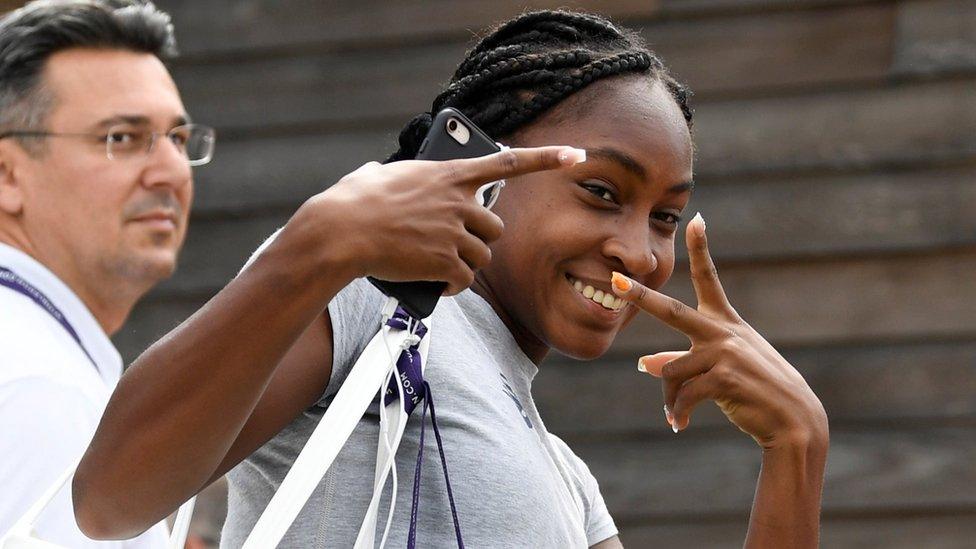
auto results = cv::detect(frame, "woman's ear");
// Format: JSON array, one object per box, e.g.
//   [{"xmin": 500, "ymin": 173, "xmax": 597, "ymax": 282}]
[{"xmin": 0, "ymin": 143, "xmax": 25, "ymax": 216}]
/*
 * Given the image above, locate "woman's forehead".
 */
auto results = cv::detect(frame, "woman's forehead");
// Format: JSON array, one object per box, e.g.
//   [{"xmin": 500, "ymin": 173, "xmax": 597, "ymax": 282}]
[{"xmin": 514, "ymin": 76, "xmax": 694, "ymax": 182}]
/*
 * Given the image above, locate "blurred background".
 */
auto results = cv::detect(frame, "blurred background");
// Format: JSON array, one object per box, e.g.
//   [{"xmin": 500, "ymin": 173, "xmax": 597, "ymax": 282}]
[{"xmin": 4, "ymin": 0, "xmax": 974, "ymax": 547}]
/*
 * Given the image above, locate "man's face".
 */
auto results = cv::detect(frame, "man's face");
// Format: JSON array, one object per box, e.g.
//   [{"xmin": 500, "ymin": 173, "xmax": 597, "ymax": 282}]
[{"xmin": 6, "ymin": 47, "xmax": 193, "ymax": 296}]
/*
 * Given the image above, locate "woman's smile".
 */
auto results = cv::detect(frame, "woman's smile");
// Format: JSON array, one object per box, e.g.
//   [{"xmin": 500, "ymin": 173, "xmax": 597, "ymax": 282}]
[{"xmin": 563, "ymin": 271, "xmax": 628, "ymax": 325}]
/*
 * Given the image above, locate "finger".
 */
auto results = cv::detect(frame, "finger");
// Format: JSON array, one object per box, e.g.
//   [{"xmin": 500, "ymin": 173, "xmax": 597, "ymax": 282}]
[
  {"xmin": 670, "ymin": 370, "xmax": 719, "ymax": 432},
  {"xmin": 455, "ymin": 231, "xmax": 493, "ymax": 272},
  {"xmin": 661, "ymin": 347, "xmax": 719, "ymax": 414},
  {"xmin": 610, "ymin": 272, "xmax": 725, "ymax": 341},
  {"xmin": 636, "ymin": 351, "xmax": 686, "ymax": 377},
  {"xmin": 441, "ymin": 256, "xmax": 476, "ymax": 297},
  {"xmin": 442, "ymin": 146, "xmax": 587, "ymax": 188},
  {"xmin": 461, "ymin": 203, "xmax": 505, "ymax": 244},
  {"xmin": 686, "ymin": 213, "xmax": 734, "ymax": 317}
]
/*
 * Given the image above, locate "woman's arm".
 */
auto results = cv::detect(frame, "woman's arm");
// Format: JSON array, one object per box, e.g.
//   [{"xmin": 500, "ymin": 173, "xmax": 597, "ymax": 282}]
[
  {"xmin": 73, "ymin": 202, "xmax": 360, "ymax": 539},
  {"xmin": 746, "ymin": 433, "xmax": 828, "ymax": 547},
  {"xmin": 72, "ymin": 147, "xmax": 583, "ymax": 539},
  {"xmin": 610, "ymin": 213, "xmax": 828, "ymax": 549}
]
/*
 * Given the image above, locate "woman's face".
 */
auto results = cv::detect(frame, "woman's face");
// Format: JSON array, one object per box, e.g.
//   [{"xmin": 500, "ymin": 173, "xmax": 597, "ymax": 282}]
[{"xmin": 475, "ymin": 75, "xmax": 694, "ymax": 363}]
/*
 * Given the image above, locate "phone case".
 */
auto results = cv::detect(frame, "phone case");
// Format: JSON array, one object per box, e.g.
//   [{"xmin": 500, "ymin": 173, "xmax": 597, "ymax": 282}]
[{"xmin": 367, "ymin": 108, "xmax": 500, "ymax": 319}]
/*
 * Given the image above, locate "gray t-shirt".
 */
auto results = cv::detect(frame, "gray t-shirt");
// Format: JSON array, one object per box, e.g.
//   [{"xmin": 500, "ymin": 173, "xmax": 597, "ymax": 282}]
[{"xmin": 221, "ymin": 275, "xmax": 617, "ymax": 548}]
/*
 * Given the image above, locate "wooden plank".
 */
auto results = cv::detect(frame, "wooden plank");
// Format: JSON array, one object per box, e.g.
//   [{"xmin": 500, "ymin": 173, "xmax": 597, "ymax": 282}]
[
  {"xmin": 570, "ymin": 426, "xmax": 976, "ymax": 519},
  {"xmin": 619, "ymin": 513, "xmax": 976, "ymax": 548},
  {"xmin": 158, "ymin": 0, "xmax": 875, "ymax": 57},
  {"xmin": 0, "ymin": 1, "xmax": 24, "ymax": 13},
  {"xmin": 122, "ymin": 248, "xmax": 976, "ymax": 362},
  {"xmin": 894, "ymin": 0, "xmax": 976, "ymax": 77},
  {"xmin": 693, "ymin": 78, "xmax": 976, "ymax": 177},
  {"xmin": 654, "ymin": 0, "xmax": 875, "ymax": 17},
  {"xmin": 171, "ymin": 41, "xmax": 464, "ymax": 136},
  {"xmin": 159, "ymin": 0, "xmax": 658, "ymax": 56},
  {"xmin": 536, "ymin": 340, "xmax": 976, "ymax": 436},
  {"xmin": 171, "ymin": 5, "xmax": 896, "ymax": 132},
  {"xmin": 190, "ymin": 129, "xmax": 391, "ymax": 215},
  {"xmin": 614, "ymin": 248, "xmax": 976, "ymax": 351},
  {"xmin": 647, "ymin": 4, "xmax": 893, "ymax": 97},
  {"xmin": 680, "ymin": 165, "xmax": 976, "ymax": 262}
]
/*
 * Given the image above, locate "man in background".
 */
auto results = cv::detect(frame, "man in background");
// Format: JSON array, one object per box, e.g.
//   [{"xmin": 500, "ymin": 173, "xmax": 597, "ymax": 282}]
[{"xmin": 0, "ymin": 0, "xmax": 213, "ymax": 545}]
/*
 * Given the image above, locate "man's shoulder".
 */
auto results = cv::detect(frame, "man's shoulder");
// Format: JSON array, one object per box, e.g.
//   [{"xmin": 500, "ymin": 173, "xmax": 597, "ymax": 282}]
[
  {"xmin": 0, "ymin": 285, "xmax": 62, "ymax": 335},
  {"xmin": 0, "ymin": 292, "xmax": 101, "ymax": 389}
]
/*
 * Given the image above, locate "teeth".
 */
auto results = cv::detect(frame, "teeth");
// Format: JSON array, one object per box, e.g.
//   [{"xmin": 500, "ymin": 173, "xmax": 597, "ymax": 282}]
[{"xmin": 567, "ymin": 275, "xmax": 624, "ymax": 311}]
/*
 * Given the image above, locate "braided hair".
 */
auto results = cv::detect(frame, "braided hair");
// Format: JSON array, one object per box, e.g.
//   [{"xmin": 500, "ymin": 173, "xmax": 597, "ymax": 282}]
[{"xmin": 387, "ymin": 10, "xmax": 693, "ymax": 162}]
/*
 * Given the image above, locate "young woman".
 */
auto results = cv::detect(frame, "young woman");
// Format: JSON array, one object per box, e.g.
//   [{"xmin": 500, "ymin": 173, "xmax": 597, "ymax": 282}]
[{"xmin": 74, "ymin": 10, "xmax": 828, "ymax": 548}]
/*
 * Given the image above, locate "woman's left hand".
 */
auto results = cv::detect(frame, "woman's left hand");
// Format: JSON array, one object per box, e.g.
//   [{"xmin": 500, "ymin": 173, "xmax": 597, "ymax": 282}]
[{"xmin": 610, "ymin": 213, "xmax": 828, "ymax": 451}]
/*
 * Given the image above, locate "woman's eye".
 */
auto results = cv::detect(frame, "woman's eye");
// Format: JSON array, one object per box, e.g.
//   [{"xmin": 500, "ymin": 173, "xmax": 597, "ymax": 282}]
[
  {"xmin": 581, "ymin": 183, "xmax": 616, "ymax": 203},
  {"xmin": 652, "ymin": 212, "xmax": 682, "ymax": 227}
]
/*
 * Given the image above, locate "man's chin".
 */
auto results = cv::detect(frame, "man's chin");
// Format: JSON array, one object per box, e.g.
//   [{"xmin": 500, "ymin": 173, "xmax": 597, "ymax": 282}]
[{"xmin": 119, "ymin": 248, "xmax": 179, "ymax": 285}]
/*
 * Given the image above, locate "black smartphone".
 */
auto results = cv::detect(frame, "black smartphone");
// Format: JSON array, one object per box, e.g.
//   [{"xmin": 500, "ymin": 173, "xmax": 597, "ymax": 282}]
[{"xmin": 368, "ymin": 108, "xmax": 503, "ymax": 319}]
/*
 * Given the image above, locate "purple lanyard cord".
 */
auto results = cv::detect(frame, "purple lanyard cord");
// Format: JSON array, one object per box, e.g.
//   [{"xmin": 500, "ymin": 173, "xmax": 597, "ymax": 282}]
[
  {"xmin": 0, "ymin": 266, "xmax": 99, "ymax": 373},
  {"xmin": 382, "ymin": 306, "xmax": 464, "ymax": 549}
]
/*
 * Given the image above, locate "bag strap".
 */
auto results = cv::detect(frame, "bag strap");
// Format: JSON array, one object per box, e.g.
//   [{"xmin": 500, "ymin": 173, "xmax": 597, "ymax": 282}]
[{"xmin": 243, "ymin": 297, "xmax": 425, "ymax": 548}]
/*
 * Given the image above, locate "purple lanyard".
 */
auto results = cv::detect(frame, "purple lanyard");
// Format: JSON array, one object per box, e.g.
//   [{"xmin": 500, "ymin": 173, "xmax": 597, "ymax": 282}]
[
  {"xmin": 382, "ymin": 306, "xmax": 464, "ymax": 549},
  {"xmin": 0, "ymin": 266, "xmax": 99, "ymax": 373}
]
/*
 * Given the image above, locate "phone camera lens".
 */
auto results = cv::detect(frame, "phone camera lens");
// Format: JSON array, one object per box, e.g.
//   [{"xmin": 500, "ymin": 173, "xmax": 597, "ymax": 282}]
[{"xmin": 448, "ymin": 119, "xmax": 458, "ymax": 132}]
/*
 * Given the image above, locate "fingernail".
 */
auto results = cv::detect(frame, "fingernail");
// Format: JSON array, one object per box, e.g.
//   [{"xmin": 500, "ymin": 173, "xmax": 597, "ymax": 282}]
[
  {"xmin": 611, "ymin": 271, "xmax": 631, "ymax": 293},
  {"xmin": 692, "ymin": 212, "xmax": 706, "ymax": 237},
  {"xmin": 637, "ymin": 357, "xmax": 647, "ymax": 373},
  {"xmin": 672, "ymin": 423, "xmax": 680, "ymax": 434},
  {"xmin": 663, "ymin": 404, "xmax": 674, "ymax": 425},
  {"xmin": 558, "ymin": 147, "xmax": 587, "ymax": 165}
]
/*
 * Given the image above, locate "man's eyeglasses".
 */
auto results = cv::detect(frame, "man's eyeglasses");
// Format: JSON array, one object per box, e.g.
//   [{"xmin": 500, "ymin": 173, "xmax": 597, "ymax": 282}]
[{"xmin": 0, "ymin": 123, "xmax": 216, "ymax": 166}]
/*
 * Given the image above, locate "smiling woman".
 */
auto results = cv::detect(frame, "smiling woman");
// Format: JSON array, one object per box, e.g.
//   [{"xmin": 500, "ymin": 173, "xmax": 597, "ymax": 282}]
[{"xmin": 74, "ymin": 9, "xmax": 826, "ymax": 549}]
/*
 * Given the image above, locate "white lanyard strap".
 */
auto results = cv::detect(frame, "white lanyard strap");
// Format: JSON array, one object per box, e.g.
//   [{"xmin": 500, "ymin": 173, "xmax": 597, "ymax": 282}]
[{"xmin": 243, "ymin": 297, "xmax": 429, "ymax": 549}]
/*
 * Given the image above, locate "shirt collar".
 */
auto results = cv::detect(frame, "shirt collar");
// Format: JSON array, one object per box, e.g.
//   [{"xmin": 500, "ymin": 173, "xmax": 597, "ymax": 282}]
[{"xmin": 0, "ymin": 242, "xmax": 122, "ymax": 383}]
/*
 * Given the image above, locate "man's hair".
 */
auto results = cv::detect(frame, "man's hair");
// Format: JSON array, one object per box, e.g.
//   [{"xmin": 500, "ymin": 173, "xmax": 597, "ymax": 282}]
[
  {"xmin": 387, "ymin": 10, "xmax": 693, "ymax": 162},
  {"xmin": 0, "ymin": 0, "xmax": 177, "ymax": 144}
]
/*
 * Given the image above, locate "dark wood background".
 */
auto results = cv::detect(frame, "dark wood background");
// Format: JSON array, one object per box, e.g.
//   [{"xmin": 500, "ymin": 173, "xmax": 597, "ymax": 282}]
[{"xmin": 4, "ymin": 0, "xmax": 973, "ymax": 546}]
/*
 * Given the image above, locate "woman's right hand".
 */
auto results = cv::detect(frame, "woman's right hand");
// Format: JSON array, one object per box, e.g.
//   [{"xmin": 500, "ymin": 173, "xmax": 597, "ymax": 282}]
[{"xmin": 310, "ymin": 146, "xmax": 585, "ymax": 295}]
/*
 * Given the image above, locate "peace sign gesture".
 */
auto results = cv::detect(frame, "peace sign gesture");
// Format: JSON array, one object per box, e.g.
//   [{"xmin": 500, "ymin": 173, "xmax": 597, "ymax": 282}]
[{"xmin": 610, "ymin": 214, "xmax": 828, "ymax": 450}]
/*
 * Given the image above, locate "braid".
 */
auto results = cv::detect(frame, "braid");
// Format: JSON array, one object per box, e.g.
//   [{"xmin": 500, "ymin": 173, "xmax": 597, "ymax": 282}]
[{"xmin": 387, "ymin": 9, "xmax": 693, "ymax": 162}]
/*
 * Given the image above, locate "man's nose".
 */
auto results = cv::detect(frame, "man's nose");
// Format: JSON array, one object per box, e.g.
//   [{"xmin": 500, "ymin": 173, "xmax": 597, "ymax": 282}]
[{"xmin": 142, "ymin": 134, "xmax": 192, "ymax": 190}]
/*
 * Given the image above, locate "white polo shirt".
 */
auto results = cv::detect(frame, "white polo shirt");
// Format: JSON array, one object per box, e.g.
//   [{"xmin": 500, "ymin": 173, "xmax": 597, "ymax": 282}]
[{"xmin": 0, "ymin": 243, "xmax": 168, "ymax": 547}]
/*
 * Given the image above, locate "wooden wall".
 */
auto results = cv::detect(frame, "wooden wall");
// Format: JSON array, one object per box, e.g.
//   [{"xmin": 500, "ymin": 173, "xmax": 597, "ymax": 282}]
[{"xmin": 5, "ymin": 0, "xmax": 971, "ymax": 546}]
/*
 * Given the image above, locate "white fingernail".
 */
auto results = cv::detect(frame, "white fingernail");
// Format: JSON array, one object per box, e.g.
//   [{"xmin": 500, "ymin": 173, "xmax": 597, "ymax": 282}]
[
  {"xmin": 672, "ymin": 423, "xmax": 679, "ymax": 434},
  {"xmin": 558, "ymin": 148, "xmax": 586, "ymax": 165},
  {"xmin": 637, "ymin": 358, "xmax": 647, "ymax": 373},
  {"xmin": 692, "ymin": 212, "xmax": 706, "ymax": 235}
]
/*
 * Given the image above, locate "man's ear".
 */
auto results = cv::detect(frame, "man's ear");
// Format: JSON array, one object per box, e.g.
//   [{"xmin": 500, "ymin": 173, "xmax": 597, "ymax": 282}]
[{"xmin": 0, "ymin": 142, "xmax": 25, "ymax": 216}]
